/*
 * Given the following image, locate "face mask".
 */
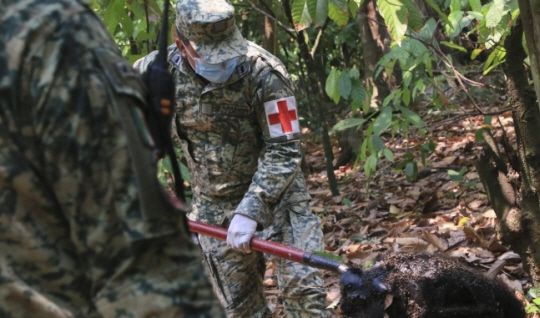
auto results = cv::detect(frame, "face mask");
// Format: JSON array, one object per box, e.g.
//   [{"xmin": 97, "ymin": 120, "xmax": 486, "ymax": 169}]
[{"xmin": 185, "ymin": 49, "xmax": 239, "ymax": 84}]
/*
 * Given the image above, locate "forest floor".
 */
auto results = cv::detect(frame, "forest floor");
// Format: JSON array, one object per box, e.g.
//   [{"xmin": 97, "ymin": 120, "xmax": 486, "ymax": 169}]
[{"xmin": 263, "ymin": 92, "xmax": 538, "ymax": 317}]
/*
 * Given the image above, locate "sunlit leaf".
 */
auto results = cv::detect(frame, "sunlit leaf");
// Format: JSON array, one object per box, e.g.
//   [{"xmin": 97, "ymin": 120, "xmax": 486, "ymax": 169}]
[
  {"xmin": 378, "ymin": 0, "xmax": 408, "ymax": 45},
  {"xmin": 373, "ymin": 106, "xmax": 393, "ymax": 136},
  {"xmin": 483, "ymin": 47, "xmax": 506, "ymax": 75},
  {"xmin": 292, "ymin": 0, "xmax": 313, "ymax": 31},
  {"xmin": 441, "ymin": 41, "xmax": 468, "ymax": 52},
  {"xmin": 328, "ymin": 1, "xmax": 349, "ymax": 26},
  {"xmin": 469, "ymin": 0, "xmax": 482, "ymax": 11},
  {"xmin": 325, "ymin": 69, "xmax": 341, "ymax": 104},
  {"xmin": 486, "ymin": 0, "xmax": 504, "ymax": 28}
]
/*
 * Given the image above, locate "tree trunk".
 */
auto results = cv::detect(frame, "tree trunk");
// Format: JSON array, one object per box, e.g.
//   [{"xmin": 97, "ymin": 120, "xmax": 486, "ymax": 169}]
[
  {"xmin": 517, "ymin": 0, "xmax": 540, "ymax": 104},
  {"xmin": 477, "ymin": 19, "xmax": 540, "ymax": 286},
  {"xmin": 357, "ymin": 0, "xmax": 398, "ymax": 107},
  {"xmin": 253, "ymin": 0, "xmax": 278, "ymax": 57}
]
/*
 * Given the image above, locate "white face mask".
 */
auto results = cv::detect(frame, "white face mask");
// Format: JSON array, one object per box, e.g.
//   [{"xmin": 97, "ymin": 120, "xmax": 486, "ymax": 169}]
[{"xmin": 185, "ymin": 48, "xmax": 239, "ymax": 84}]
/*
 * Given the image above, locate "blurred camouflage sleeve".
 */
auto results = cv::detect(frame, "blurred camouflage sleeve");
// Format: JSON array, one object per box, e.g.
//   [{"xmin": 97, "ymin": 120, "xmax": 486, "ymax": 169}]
[
  {"xmin": 234, "ymin": 71, "xmax": 303, "ymax": 228},
  {"xmin": 22, "ymin": 11, "xmax": 180, "ymax": 251},
  {"xmin": 133, "ymin": 50, "xmax": 158, "ymax": 74}
]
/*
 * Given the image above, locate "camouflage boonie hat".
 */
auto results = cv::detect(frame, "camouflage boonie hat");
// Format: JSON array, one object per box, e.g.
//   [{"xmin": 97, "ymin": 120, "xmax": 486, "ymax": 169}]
[{"xmin": 176, "ymin": 0, "xmax": 248, "ymax": 64}]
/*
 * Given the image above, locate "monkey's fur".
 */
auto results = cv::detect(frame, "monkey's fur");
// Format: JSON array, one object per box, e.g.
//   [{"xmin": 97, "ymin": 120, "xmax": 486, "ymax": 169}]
[{"xmin": 340, "ymin": 253, "xmax": 525, "ymax": 318}]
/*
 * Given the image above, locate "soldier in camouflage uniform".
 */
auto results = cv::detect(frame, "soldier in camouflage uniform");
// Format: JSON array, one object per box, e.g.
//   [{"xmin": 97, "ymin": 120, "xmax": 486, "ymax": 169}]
[
  {"xmin": 134, "ymin": 0, "xmax": 330, "ymax": 317},
  {"xmin": 0, "ymin": 0, "xmax": 224, "ymax": 317}
]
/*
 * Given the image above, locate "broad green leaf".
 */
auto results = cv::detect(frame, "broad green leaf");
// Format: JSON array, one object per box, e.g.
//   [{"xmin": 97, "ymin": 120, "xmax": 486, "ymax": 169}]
[
  {"xmin": 467, "ymin": 11, "xmax": 484, "ymax": 20},
  {"xmin": 441, "ymin": 41, "xmax": 468, "ymax": 52},
  {"xmin": 350, "ymin": 80, "xmax": 368, "ymax": 108},
  {"xmin": 329, "ymin": 0, "xmax": 348, "ymax": 10},
  {"xmin": 486, "ymin": 0, "xmax": 504, "ymax": 28},
  {"xmin": 349, "ymin": 0, "xmax": 363, "ymax": 16},
  {"xmin": 447, "ymin": 11, "xmax": 472, "ymax": 39},
  {"xmin": 104, "ymin": 1, "xmax": 124, "ymax": 35},
  {"xmin": 412, "ymin": 79, "xmax": 426, "ymax": 99},
  {"xmin": 325, "ymin": 69, "xmax": 341, "ymax": 104},
  {"xmin": 403, "ymin": 0, "xmax": 424, "ymax": 31},
  {"xmin": 308, "ymin": 0, "xmax": 329, "ymax": 26},
  {"xmin": 373, "ymin": 106, "xmax": 393, "ymax": 136},
  {"xmin": 339, "ymin": 72, "xmax": 352, "ymax": 98},
  {"xmin": 349, "ymin": 68, "xmax": 361, "ymax": 80},
  {"xmin": 419, "ymin": 18, "xmax": 438, "ymax": 43},
  {"xmin": 292, "ymin": 0, "xmax": 312, "ymax": 31},
  {"xmin": 402, "ymin": 87, "xmax": 411, "ymax": 106},
  {"xmin": 364, "ymin": 154, "xmax": 378, "ymax": 178},
  {"xmin": 383, "ymin": 148, "xmax": 395, "ymax": 162},
  {"xmin": 405, "ymin": 162, "xmax": 416, "ymax": 177},
  {"xmin": 469, "ymin": 0, "xmax": 482, "ymax": 12},
  {"xmin": 398, "ymin": 106, "xmax": 425, "ymax": 127},
  {"xmin": 450, "ymin": 0, "xmax": 461, "ymax": 12},
  {"xmin": 331, "ymin": 118, "xmax": 367, "ymax": 131},
  {"xmin": 372, "ymin": 136, "xmax": 385, "ymax": 152},
  {"xmin": 378, "ymin": 0, "xmax": 408, "ymax": 45},
  {"xmin": 328, "ymin": 2, "xmax": 349, "ymax": 26}
]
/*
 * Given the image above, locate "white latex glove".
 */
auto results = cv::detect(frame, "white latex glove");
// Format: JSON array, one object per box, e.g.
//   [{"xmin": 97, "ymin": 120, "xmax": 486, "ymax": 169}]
[{"xmin": 227, "ymin": 214, "xmax": 257, "ymax": 253}]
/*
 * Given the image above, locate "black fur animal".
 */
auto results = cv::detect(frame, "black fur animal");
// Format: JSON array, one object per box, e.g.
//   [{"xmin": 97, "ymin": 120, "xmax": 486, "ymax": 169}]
[{"xmin": 340, "ymin": 253, "xmax": 525, "ymax": 318}]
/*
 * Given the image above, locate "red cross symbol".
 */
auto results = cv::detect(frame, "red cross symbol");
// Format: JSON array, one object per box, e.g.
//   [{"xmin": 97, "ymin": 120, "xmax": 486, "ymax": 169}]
[{"xmin": 267, "ymin": 100, "xmax": 297, "ymax": 133}]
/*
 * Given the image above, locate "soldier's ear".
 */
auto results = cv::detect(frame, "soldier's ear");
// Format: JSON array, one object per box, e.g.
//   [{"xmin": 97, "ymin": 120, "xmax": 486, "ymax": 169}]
[
  {"xmin": 175, "ymin": 38, "xmax": 189, "ymax": 60},
  {"xmin": 175, "ymin": 38, "xmax": 183, "ymax": 52}
]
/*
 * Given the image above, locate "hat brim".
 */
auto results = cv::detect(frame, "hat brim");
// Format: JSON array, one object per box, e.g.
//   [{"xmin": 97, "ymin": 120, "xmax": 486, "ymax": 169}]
[{"xmin": 189, "ymin": 27, "xmax": 248, "ymax": 64}]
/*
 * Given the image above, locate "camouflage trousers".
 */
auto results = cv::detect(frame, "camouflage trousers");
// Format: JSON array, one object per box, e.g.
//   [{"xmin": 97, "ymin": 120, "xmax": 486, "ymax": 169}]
[
  {"xmin": 197, "ymin": 200, "xmax": 330, "ymax": 318},
  {"xmin": 0, "ymin": 232, "xmax": 225, "ymax": 318}
]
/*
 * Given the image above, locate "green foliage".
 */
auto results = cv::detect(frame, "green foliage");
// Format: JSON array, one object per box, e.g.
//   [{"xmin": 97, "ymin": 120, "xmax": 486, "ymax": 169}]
[
  {"xmin": 291, "ymin": 0, "xmax": 360, "ymax": 28},
  {"xmin": 90, "ymin": 0, "xmax": 526, "ymax": 189},
  {"xmin": 292, "ymin": 0, "xmax": 313, "ymax": 31},
  {"xmin": 526, "ymin": 287, "xmax": 540, "ymax": 313},
  {"xmin": 91, "ymin": 0, "xmax": 173, "ymax": 62},
  {"xmin": 378, "ymin": 0, "xmax": 410, "ymax": 45}
]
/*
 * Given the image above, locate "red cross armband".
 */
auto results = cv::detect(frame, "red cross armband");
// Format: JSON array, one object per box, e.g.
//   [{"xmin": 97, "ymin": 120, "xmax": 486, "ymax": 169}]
[{"xmin": 264, "ymin": 96, "xmax": 301, "ymax": 140}]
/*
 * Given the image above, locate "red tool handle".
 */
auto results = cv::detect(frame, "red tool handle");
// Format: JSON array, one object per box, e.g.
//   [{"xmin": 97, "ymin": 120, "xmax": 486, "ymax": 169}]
[
  {"xmin": 188, "ymin": 219, "xmax": 305, "ymax": 263},
  {"xmin": 188, "ymin": 219, "xmax": 347, "ymax": 273}
]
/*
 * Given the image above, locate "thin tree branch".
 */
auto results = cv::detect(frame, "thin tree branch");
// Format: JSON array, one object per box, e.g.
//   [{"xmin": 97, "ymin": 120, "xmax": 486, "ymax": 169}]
[
  {"xmin": 310, "ymin": 18, "xmax": 330, "ymax": 57},
  {"xmin": 247, "ymin": 1, "xmax": 296, "ymax": 38}
]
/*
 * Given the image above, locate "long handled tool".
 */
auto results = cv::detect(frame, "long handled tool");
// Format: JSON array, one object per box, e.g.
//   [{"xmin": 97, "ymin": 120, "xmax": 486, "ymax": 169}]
[{"xmin": 188, "ymin": 219, "xmax": 349, "ymax": 274}]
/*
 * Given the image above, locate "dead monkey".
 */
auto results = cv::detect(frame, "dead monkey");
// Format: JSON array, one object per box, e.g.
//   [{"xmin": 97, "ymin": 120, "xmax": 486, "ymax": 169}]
[{"xmin": 340, "ymin": 252, "xmax": 525, "ymax": 318}]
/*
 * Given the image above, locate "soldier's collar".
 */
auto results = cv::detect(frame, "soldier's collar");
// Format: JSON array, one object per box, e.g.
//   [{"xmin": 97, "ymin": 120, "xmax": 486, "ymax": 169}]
[{"xmin": 222, "ymin": 55, "xmax": 250, "ymax": 85}]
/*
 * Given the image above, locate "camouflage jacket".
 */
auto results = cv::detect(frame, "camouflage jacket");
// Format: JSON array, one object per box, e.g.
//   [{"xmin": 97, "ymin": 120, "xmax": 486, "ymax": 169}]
[
  {"xmin": 135, "ymin": 42, "xmax": 311, "ymax": 228},
  {"xmin": 0, "ymin": 0, "xmax": 191, "ymax": 315}
]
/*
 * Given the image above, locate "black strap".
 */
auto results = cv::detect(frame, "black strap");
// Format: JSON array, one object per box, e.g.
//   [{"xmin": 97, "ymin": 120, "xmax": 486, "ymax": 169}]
[{"xmin": 142, "ymin": 0, "xmax": 185, "ymax": 202}]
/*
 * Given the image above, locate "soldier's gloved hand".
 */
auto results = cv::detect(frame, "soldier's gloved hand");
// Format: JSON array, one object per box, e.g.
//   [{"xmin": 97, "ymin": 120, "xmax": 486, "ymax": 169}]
[{"xmin": 227, "ymin": 214, "xmax": 257, "ymax": 253}]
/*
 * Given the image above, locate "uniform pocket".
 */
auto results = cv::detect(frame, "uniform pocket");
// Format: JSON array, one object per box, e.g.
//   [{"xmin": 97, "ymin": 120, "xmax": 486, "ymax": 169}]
[{"xmin": 202, "ymin": 252, "xmax": 233, "ymax": 306}]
